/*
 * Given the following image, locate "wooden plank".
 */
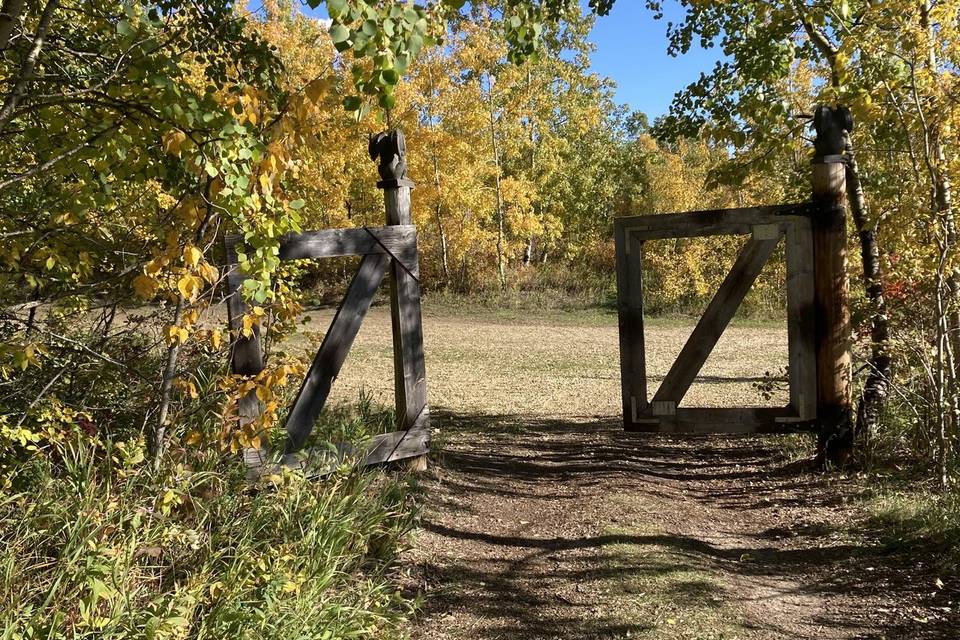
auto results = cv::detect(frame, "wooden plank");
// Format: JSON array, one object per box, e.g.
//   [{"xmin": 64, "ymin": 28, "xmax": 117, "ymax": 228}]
[
  {"xmin": 626, "ymin": 407, "xmax": 814, "ymax": 434},
  {"xmin": 223, "ymin": 236, "xmax": 266, "ymax": 473},
  {"xmin": 615, "ymin": 223, "xmax": 648, "ymax": 428},
  {"xmin": 652, "ymin": 234, "xmax": 781, "ymax": 405},
  {"xmin": 223, "ymin": 235, "xmax": 263, "ymax": 376},
  {"xmin": 384, "ymin": 186, "xmax": 430, "ymax": 432},
  {"xmin": 282, "ymin": 411, "xmax": 431, "ymax": 477},
  {"xmin": 786, "ymin": 217, "xmax": 817, "ymax": 420},
  {"xmin": 617, "ymin": 203, "xmax": 813, "ymax": 241},
  {"xmin": 275, "ymin": 226, "xmax": 420, "ymax": 276},
  {"xmin": 283, "ymin": 252, "xmax": 390, "ymax": 453},
  {"xmin": 811, "ymin": 161, "xmax": 853, "ymax": 428}
]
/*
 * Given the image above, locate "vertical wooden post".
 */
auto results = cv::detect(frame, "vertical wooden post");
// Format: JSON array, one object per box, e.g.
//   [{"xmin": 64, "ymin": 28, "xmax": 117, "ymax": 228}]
[
  {"xmin": 811, "ymin": 106, "xmax": 854, "ymax": 464},
  {"xmin": 374, "ymin": 130, "xmax": 429, "ymax": 472},
  {"xmin": 224, "ymin": 236, "xmax": 267, "ymax": 476}
]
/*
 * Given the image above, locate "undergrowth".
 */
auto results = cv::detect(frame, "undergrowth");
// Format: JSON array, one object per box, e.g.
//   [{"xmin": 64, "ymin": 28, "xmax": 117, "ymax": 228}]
[{"xmin": 0, "ymin": 402, "xmax": 420, "ymax": 639}]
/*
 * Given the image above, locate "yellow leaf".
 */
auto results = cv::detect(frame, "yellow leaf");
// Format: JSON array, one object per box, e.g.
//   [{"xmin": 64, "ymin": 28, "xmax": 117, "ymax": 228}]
[
  {"xmin": 165, "ymin": 325, "xmax": 190, "ymax": 346},
  {"xmin": 305, "ymin": 78, "xmax": 331, "ymax": 104},
  {"xmin": 163, "ymin": 129, "xmax": 187, "ymax": 157},
  {"xmin": 132, "ymin": 274, "xmax": 159, "ymax": 299},
  {"xmin": 177, "ymin": 274, "xmax": 203, "ymax": 302},
  {"xmin": 183, "ymin": 245, "xmax": 202, "ymax": 269},
  {"xmin": 144, "ymin": 259, "xmax": 164, "ymax": 276},
  {"xmin": 198, "ymin": 261, "xmax": 220, "ymax": 284},
  {"xmin": 210, "ymin": 330, "xmax": 222, "ymax": 350},
  {"xmin": 259, "ymin": 173, "xmax": 272, "ymax": 193},
  {"xmin": 241, "ymin": 313, "xmax": 257, "ymax": 338}
]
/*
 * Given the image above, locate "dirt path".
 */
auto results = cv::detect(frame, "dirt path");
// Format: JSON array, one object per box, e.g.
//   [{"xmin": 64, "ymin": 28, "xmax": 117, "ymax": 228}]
[
  {"xmin": 405, "ymin": 415, "xmax": 953, "ymax": 639},
  {"xmin": 297, "ymin": 303, "xmax": 953, "ymax": 638}
]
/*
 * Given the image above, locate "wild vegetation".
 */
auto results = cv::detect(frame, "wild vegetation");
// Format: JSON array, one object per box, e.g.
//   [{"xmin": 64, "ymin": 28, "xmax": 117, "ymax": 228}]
[{"xmin": 1, "ymin": 0, "xmax": 959, "ymax": 636}]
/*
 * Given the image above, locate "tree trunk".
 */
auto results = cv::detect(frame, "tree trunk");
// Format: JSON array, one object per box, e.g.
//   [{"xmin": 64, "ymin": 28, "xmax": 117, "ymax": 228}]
[
  {"xmin": 430, "ymin": 147, "xmax": 450, "ymax": 286},
  {"xmin": 485, "ymin": 74, "xmax": 506, "ymax": 290},
  {"xmin": 152, "ymin": 297, "xmax": 183, "ymax": 460},
  {"xmin": 844, "ymin": 135, "xmax": 891, "ymax": 449},
  {"xmin": 0, "ymin": 0, "xmax": 26, "ymax": 50},
  {"xmin": 922, "ymin": 0, "xmax": 956, "ymax": 488}
]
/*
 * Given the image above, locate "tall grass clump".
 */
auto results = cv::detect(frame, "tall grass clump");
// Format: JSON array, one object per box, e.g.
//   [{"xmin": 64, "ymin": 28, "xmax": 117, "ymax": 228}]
[{"xmin": 0, "ymin": 427, "xmax": 418, "ymax": 638}]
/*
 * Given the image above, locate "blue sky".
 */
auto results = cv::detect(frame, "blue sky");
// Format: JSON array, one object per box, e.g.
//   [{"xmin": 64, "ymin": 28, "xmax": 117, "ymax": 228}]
[
  {"xmin": 301, "ymin": 1, "xmax": 722, "ymax": 119},
  {"xmin": 585, "ymin": 1, "xmax": 721, "ymax": 119}
]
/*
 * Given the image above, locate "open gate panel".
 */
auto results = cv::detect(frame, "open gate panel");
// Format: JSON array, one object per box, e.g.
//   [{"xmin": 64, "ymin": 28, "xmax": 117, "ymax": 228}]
[{"xmin": 614, "ymin": 204, "xmax": 818, "ymax": 434}]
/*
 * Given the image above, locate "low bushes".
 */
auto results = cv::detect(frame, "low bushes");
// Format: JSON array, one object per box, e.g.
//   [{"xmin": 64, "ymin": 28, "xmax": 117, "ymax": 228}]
[{"xmin": 0, "ymin": 417, "xmax": 418, "ymax": 639}]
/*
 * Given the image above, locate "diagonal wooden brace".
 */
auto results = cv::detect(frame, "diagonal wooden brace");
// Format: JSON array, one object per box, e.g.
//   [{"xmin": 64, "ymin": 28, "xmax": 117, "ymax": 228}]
[{"xmin": 651, "ymin": 234, "xmax": 781, "ymax": 407}]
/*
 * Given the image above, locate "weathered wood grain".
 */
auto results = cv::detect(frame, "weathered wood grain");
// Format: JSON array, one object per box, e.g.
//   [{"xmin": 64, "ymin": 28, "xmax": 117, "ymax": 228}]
[
  {"xmin": 223, "ymin": 236, "xmax": 267, "ymax": 473},
  {"xmin": 811, "ymin": 161, "xmax": 853, "ymax": 426},
  {"xmin": 275, "ymin": 226, "xmax": 420, "ymax": 276},
  {"xmin": 626, "ymin": 407, "xmax": 814, "ymax": 435},
  {"xmin": 615, "ymin": 223, "xmax": 649, "ymax": 428},
  {"xmin": 617, "ymin": 203, "xmax": 813, "ymax": 240},
  {"xmin": 786, "ymin": 217, "xmax": 818, "ymax": 420},
  {"xmin": 283, "ymin": 252, "xmax": 389, "ymax": 454},
  {"xmin": 224, "ymin": 235, "xmax": 263, "ymax": 376},
  {"xmin": 384, "ymin": 186, "xmax": 429, "ymax": 433}
]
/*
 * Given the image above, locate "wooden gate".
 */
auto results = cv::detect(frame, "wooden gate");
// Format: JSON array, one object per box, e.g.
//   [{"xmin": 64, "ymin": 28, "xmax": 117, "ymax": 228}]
[
  {"xmin": 614, "ymin": 204, "xmax": 818, "ymax": 434},
  {"xmin": 225, "ymin": 130, "xmax": 430, "ymax": 475}
]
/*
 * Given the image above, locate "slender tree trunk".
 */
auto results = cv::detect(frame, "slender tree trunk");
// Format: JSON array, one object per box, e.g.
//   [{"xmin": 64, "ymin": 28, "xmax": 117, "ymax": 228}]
[
  {"xmin": 844, "ymin": 135, "xmax": 891, "ymax": 449},
  {"xmin": 921, "ymin": 0, "xmax": 956, "ymax": 488},
  {"xmin": 524, "ymin": 66, "xmax": 536, "ymax": 268},
  {"xmin": 0, "ymin": 0, "xmax": 58, "ymax": 132},
  {"xmin": 432, "ymin": 152, "xmax": 450, "ymax": 285},
  {"xmin": 485, "ymin": 74, "xmax": 506, "ymax": 290},
  {"xmin": 0, "ymin": 0, "xmax": 26, "ymax": 50},
  {"xmin": 153, "ymin": 297, "xmax": 183, "ymax": 460},
  {"xmin": 426, "ymin": 61, "xmax": 450, "ymax": 286}
]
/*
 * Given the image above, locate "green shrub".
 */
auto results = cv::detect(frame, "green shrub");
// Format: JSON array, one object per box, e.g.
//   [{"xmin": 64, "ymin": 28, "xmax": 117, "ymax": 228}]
[
  {"xmin": 864, "ymin": 484, "xmax": 960, "ymax": 572},
  {"xmin": 0, "ymin": 432, "xmax": 418, "ymax": 639}
]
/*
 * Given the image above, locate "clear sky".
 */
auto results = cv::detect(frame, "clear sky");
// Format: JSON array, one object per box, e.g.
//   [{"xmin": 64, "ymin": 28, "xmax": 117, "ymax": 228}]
[
  {"xmin": 584, "ymin": 1, "xmax": 722, "ymax": 119},
  {"xmin": 300, "ymin": 1, "xmax": 722, "ymax": 120}
]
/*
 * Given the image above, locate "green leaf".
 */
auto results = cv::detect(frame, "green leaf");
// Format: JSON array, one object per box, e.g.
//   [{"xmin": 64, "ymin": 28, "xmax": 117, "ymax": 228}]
[
  {"xmin": 329, "ymin": 24, "xmax": 350, "ymax": 44},
  {"xmin": 327, "ymin": 0, "xmax": 347, "ymax": 19},
  {"xmin": 379, "ymin": 93, "xmax": 396, "ymax": 110},
  {"xmin": 408, "ymin": 34, "xmax": 423, "ymax": 57},
  {"xmin": 382, "ymin": 69, "xmax": 400, "ymax": 85},
  {"xmin": 343, "ymin": 95, "xmax": 362, "ymax": 112},
  {"xmin": 289, "ymin": 199, "xmax": 305, "ymax": 210}
]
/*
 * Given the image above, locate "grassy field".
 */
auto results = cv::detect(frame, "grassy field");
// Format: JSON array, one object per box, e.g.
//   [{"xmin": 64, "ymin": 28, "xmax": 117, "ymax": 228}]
[{"xmin": 305, "ymin": 299, "xmax": 790, "ymax": 418}]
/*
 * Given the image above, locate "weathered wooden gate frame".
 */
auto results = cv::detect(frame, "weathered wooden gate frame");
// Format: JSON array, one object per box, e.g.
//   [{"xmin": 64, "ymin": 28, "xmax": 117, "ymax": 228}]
[
  {"xmin": 224, "ymin": 221, "xmax": 430, "ymax": 473},
  {"xmin": 615, "ymin": 204, "xmax": 818, "ymax": 434}
]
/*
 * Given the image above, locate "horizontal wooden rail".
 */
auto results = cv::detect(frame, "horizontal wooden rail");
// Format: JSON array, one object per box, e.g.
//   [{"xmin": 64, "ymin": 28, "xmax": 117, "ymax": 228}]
[
  {"xmin": 616, "ymin": 203, "xmax": 814, "ymax": 240},
  {"xmin": 280, "ymin": 411, "xmax": 431, "ymax": 477},
  {"xmin": 626, "ymin": 407, "xmax": 815, "ymax": 435},
  {"xmin": 225, "ymin": 225, "xmax": 419, "ymax": 275}
]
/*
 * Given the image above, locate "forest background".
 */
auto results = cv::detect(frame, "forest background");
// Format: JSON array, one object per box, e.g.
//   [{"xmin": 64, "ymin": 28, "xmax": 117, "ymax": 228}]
[{"xmin": 1, "ymin": 0, "xmax": 959, "ymax": 637}]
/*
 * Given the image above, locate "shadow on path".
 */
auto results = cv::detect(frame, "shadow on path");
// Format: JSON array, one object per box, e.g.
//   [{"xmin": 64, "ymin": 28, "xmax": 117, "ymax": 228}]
[{"xmin": 409, "ymin": 409, "xmax": 956, "ymax": 640}]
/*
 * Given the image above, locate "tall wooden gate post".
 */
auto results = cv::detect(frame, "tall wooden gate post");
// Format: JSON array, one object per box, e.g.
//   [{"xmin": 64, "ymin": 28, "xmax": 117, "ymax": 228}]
[
  {"xmin": 371, "ymin": 130, "xmax": 430, "ymax": 472},
  {"xmin": 224, "ymin": 130, "xmax": 431, "ymax": 477},
  {"xmin": 811, "ymin": 106, "xmax": 854, "ymax": 462}
]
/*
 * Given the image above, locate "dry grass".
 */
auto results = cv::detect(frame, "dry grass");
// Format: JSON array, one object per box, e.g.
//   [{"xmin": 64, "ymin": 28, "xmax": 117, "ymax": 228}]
[{"xmin": 301, "ymin": 300, "xmax": 789, "ymax": 417}]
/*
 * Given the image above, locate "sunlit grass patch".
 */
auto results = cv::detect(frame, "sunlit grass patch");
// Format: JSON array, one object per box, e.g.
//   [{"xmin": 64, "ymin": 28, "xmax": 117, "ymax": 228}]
[
  {"xmin": 600, "ymin": 525, "xmax": 750, "ymax": 640},
  {"xmin": 0, "ymin": 403, "xmax": 420, "ymax": 639},
  {"xmin": 863, "ymin": 486, "xmax": 960, "ymax": 571}
]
